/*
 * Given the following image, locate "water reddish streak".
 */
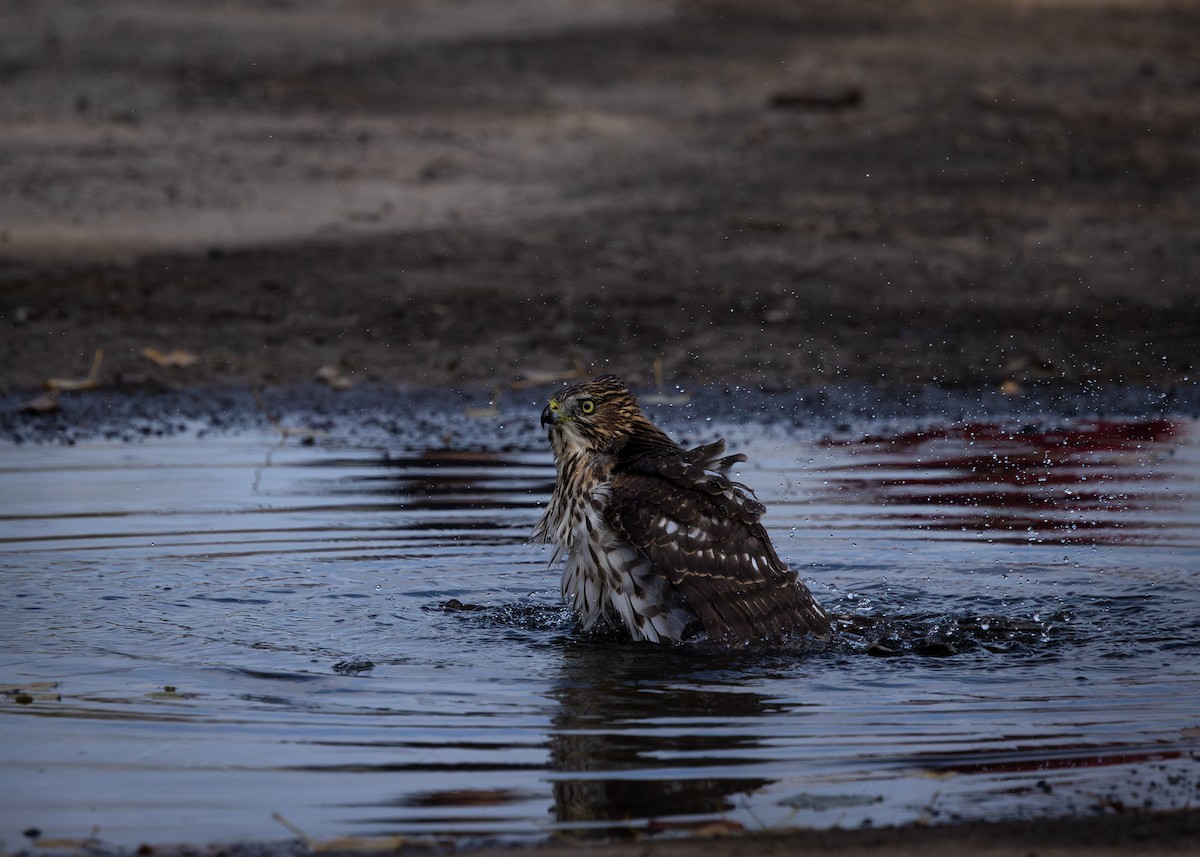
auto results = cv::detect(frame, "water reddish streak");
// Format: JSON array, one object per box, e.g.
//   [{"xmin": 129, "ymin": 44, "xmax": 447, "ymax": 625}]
[{"xmin": 819, "ymin": 419, "xmax": 1184, "ymax": 545}]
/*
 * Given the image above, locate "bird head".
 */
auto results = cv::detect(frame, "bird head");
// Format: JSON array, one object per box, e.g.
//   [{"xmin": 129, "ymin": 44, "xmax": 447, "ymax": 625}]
[{"xmin": 540, "ymin": 374, "xmax": 649, "ymax": 456}]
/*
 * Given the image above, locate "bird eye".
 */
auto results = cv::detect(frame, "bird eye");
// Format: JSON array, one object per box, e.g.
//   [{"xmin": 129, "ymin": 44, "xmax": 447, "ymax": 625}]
[{"xmin": 580, "ymin": 399, "xmax": 595, "ymax": 414}]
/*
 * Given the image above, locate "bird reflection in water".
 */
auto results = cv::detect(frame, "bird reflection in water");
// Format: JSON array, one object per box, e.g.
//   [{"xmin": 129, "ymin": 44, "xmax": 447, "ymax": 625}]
[{"xmin": 545, "ymin": 640, "xmax": 785, "ymax": 836}]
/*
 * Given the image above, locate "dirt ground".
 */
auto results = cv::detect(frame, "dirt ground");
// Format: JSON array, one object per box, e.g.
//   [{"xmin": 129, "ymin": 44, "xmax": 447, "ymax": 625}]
[
  {"xmin": 15, "ymin": 808, "xmax": 1200, "ymax": 857},
  {"xmin": 2, "ymin": 1, "xmax": 1199, "ymax": 853},
  {"xmin": 1, "ymin": 0, "xmax": 1197, "ymax": 396}
]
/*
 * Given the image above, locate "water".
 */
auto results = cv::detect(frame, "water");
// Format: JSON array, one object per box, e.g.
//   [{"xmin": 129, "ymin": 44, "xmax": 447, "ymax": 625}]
[{"xmin": 1, "ymin": 409, "xmax": 1198, "ymax": 848}]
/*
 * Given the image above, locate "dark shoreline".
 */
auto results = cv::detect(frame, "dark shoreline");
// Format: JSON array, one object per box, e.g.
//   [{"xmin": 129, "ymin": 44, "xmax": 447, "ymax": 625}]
[
  {"xmin": 3, "ymin": 380, "xmax": 1199, "ymax": 446},
  {"xmin": 15, "ymin": 808, "xmax": 1200, "ymax": 857}
]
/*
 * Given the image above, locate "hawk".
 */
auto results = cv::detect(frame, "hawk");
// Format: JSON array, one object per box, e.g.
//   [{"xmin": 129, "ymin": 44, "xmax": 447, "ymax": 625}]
[{"xmin": 533, "ymin": 374, "xmax": 831, "ymax": 644}]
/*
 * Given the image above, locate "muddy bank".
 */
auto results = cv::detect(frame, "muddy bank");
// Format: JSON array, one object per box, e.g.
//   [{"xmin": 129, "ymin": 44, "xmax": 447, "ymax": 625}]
[
  {"xmin": 1, "ymin": 0, "xmax": 1197, "ymax": 393},
  {"xmin": 3, "ymin": 381, "xmax": 1199, "ymax": 445},
  {"xmin": 14, "ymin": 810, "xmax": 1200, "ymax": 857}
]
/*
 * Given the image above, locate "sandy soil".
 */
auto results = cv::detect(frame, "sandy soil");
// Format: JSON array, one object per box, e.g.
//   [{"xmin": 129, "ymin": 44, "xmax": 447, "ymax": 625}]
[
  {"xmin": 0, "ymin": 0, "xmax": 1197, "ymax": 395},
  {"xmin": 2, "ymin": 1, "xmax": 1199, "ymax": 853}
]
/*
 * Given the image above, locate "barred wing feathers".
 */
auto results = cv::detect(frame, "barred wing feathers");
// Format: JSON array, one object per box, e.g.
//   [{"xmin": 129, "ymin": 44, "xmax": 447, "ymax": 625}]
[{"xmin": 605, "ymin": 440, "xmax": 830, "ymax": 642}]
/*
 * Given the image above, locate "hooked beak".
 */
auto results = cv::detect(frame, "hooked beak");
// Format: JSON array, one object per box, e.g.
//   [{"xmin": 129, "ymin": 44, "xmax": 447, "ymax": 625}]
[{"xmin": 540, "ymin": 404, "xmax": 557, "ymax": 428}]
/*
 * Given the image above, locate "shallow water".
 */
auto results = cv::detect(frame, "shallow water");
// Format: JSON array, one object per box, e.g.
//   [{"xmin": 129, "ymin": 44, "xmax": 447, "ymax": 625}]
[{"xmin": 1, "ymin": 409, "xmax": 1198, "ymax": 847}]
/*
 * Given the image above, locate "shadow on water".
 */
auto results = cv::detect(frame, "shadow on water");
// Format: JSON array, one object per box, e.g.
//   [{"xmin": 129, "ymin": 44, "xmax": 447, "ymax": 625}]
[{"xmin": 1, "ymin": 415, "xmax": 1198, "ymax": 846}]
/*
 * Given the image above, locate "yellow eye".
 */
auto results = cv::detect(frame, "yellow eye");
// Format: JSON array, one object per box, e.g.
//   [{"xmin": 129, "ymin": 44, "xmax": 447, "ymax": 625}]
[{"xmin": 580, "ymin": 399, "xmax": 595, "ymax": 414}]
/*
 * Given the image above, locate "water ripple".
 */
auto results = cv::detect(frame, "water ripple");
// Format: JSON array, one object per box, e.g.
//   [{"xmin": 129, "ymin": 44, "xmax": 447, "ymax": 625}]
[{"xmin": 1, "ymin": 419, "xmax": 1198, "ymax": 846}]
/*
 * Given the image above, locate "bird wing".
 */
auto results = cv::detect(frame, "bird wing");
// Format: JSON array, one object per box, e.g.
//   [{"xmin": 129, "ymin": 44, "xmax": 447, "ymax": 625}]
[{"xmin": 605, "ymin": 443, "xmax": 830, "ymax": 642}]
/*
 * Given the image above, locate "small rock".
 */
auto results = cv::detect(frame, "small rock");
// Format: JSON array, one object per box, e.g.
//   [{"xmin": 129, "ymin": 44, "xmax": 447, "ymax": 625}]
[{"xmin": 333, "ymin": 655, "xmax": 375, "ymax": 675}]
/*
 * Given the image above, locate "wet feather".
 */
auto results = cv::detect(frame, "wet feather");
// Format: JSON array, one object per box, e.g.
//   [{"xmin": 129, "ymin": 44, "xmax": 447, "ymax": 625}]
[{"xmin": 535, "ymin": 374, "xmax": 830, "ymax": 644}]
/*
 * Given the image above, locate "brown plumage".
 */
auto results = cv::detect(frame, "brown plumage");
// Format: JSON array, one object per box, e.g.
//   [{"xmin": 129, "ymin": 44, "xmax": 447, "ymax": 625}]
[{"xmin": 533, "ymin": 374, "xmax": 831, "ymax": 644}]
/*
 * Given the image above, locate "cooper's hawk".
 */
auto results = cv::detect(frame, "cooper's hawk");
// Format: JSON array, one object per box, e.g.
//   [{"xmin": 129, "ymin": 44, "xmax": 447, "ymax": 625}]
[{"xmin": 533, "ymin": 374, "xmax": 831, "ymax": 644}]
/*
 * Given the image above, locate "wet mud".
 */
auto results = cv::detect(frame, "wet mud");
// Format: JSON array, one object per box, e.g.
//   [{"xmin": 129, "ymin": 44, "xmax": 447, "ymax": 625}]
[{"xmin": 3, "ymin": 380, "xmax": 1199, "ymax": 447}]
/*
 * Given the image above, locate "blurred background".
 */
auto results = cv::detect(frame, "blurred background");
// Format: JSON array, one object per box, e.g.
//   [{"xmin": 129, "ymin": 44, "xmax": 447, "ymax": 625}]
[{"xmin": 1, "ymin": 0, "xmax": 1196, "ymax": 393}]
